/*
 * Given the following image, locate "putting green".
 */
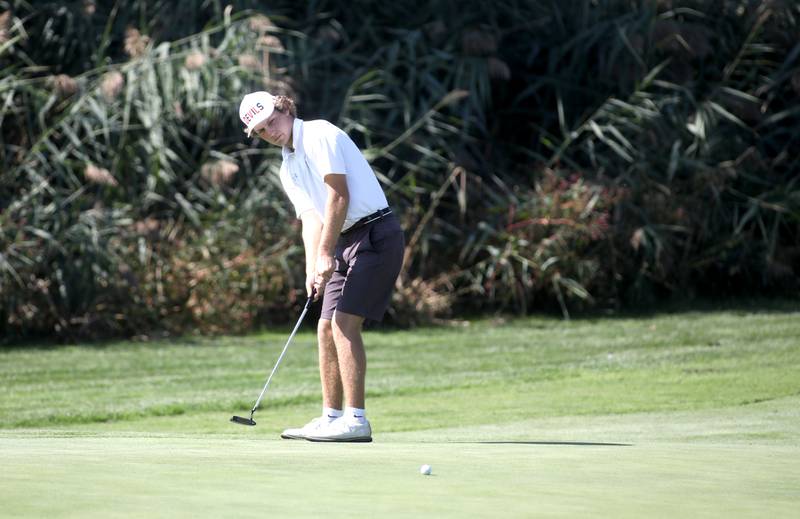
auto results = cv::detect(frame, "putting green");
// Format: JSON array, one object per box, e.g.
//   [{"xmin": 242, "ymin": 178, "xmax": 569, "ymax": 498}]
[
  {"xmin": 2, "ymin": 396, "xmax": 798, "ymax": 518},
  {"xmin": 2, "ymin": 307, "xmax": 799, "ymax": 517}
]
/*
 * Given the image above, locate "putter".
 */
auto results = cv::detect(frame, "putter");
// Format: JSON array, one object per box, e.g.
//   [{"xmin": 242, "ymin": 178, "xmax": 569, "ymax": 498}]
[{"xmin": 231, "ymin": 289, "xmax": 316, "ymax": 426}]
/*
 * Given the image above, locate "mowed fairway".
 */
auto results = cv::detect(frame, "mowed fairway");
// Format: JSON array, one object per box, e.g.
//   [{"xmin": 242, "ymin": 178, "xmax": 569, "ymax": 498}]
[{"xmin": 2, "ymin": 303, "xmax": 799, "ymax": 518}]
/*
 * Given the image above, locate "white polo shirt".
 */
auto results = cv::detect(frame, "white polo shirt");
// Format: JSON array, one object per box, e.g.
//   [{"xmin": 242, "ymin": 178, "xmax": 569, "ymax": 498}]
[{"xmin": 278, "ymin": 118, "xmax": 388, "ymax": 232}]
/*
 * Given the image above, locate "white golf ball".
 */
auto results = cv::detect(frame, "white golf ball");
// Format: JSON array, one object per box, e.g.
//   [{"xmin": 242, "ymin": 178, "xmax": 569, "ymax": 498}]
[{"xmin": 420, "ymin": 464, "xmax": 432, "ymax": 475}]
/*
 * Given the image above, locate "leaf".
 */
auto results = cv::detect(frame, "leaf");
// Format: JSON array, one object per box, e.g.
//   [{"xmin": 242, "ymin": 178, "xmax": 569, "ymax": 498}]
[
  {"xmin": 174, "ymin": 192, "xmax": 201, "ymax": 227},
  {"xmin": 667, "ymin": 140, "xmax": 681, "ymax": 183},
  {"xmin": 558, "ymin": 276, "xmax": 592, "ymax": 301},
  {"xmin": 708, "ymin": 101, "xmax": 749, "ymax": 130}
]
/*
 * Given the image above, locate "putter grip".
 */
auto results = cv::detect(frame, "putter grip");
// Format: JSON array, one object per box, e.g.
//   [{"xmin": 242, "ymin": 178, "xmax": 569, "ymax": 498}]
[{"xmin": 305, "ymin": 287, "xmax": 317, "ymax": 309}]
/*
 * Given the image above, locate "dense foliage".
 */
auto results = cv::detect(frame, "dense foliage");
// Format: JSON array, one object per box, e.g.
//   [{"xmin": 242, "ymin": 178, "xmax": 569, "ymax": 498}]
[{"xmin": 1, "ymin": 0, "xmax": 798, "ymax": 341}]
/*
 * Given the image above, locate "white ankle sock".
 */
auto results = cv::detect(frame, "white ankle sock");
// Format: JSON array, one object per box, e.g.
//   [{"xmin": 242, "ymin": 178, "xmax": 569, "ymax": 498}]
[
  {"xmin": 345, "ymin": 406, "xmax": 366, "ymax": 424},
  {"xmin": 323, "ymin": 407, "xmax": 343, "ymax": 421}
]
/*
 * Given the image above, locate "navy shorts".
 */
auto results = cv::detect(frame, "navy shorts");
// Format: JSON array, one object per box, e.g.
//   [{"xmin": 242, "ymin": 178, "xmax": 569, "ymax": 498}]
[{"xmin": 320, "ymin": 214, "xmax": 404, "ymax": 322}]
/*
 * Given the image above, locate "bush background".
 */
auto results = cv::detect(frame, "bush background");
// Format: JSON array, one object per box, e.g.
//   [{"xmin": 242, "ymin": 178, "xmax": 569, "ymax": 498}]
[{"xmin": 1, "ymin": 0, "xmax": 798, "ymax": 342}]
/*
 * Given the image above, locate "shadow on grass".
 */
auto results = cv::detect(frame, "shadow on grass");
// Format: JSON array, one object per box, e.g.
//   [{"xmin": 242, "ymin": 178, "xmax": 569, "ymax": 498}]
[
  {"xmin": 5, "ymin": 297, "xmax": 797, "ymax": 347},
  {"xmin": 0, "ymin": 329, "xmax": 303, "ymax": 352},
  {"xmin": 578, "ymin": 297, "xmax": 800, "ymax": 321},
  {"xmin": 372, "ymin": 297, "xmax": 800, "ymax": 332},
  {"xmin": 452, "ymin": 441, "xmax": 633, "ymax": 446}
]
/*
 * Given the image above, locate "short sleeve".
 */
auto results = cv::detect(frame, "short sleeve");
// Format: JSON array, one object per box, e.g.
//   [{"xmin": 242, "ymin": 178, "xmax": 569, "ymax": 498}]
[{"xmin": 305, "ymin": 131, "xmax": 347, "ymax": 179}]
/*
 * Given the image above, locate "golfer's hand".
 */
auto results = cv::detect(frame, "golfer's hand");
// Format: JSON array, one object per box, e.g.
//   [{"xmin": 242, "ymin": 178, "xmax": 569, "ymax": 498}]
[
  {"xmin": 306, "ymin": 272, "xmax": 316, "ymax": 299},
  {"xmin": 314, "ymin": 253, "xmax": 335, "ymax": 297}
]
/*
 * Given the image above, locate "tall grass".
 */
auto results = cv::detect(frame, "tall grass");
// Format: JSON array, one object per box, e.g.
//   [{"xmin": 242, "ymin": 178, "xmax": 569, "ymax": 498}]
[{"xmin": 1, "ymin": 0, "xmax": 798, "ymax": 341}]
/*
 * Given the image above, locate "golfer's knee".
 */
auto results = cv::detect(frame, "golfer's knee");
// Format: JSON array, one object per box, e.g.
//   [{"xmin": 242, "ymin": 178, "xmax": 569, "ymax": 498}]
[
  {"xmin": 318, "ymin": 318, "xmax": 333, "ymax": 343},
  {"xmin": 331, "ymin": 311, "xmax": 363, "ymax": 343}
]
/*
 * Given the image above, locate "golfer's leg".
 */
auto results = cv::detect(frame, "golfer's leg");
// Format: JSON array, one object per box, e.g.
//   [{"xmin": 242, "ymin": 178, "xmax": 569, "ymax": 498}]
[
  {"xmin": 317, "ymin": 318, "xmax": 343, "ymax": 409},
  {"xmin": 331, "ymin": 310, "xmax": 366, "ymax": 409}
]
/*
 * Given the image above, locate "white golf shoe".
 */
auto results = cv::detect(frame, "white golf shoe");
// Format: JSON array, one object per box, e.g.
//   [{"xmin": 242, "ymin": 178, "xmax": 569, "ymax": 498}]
[
  {"xmin": 280, "ymin": 416, "xmax": 335, "ymax": 440},
  {"xmin": 305, "ymin": 417, "xmax": 373, "ymax": 443}
]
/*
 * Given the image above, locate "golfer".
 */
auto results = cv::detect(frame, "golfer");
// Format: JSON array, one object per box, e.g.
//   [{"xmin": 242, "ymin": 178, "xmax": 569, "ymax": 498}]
[{"xmin": 239, "ymin": 91, "xmax": 404, "ymax": 442}]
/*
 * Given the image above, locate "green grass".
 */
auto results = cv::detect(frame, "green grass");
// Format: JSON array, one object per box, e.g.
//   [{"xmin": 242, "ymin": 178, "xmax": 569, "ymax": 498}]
[{"xmin": 1, "ymin": 303, "xmax": 799, "ymax": 517}]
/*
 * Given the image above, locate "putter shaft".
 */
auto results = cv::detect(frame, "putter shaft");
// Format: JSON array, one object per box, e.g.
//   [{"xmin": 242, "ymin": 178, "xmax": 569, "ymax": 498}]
[{"xmin": 247, "ymin": 291, "xmax": 316, "ymax": 418}]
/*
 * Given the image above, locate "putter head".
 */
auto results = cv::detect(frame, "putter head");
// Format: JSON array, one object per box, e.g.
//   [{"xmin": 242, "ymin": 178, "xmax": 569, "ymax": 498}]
[{"xmin": 230, "ymin": 415, "xmax": 256, "ymax": 426}]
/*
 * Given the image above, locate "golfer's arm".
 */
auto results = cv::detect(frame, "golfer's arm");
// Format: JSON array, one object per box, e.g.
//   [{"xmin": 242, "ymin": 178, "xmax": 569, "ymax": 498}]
[
  {"xmin": 300, "ymin": 211, "xmax": 322, "ymax": 277},
  {"xmin": 318, "ymin": 173, "xmax": 349, "ymax": 256}
]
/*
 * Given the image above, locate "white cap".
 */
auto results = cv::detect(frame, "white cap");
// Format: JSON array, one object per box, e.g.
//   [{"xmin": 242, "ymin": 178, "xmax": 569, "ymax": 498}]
[{"xmin": 239, "ymin": 91, "xmax": 275, "ymax": 137}]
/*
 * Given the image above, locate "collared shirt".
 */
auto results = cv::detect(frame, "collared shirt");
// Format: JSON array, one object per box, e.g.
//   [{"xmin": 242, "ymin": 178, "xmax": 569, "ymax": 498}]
[{"xmin": 279, "ymin": 118, "xmax": 388, "ymax": 232}]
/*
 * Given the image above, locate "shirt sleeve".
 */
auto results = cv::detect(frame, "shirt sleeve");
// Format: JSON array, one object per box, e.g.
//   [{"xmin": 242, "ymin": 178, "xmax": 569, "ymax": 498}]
[
  {"xmin": 279, "ymin": 166, "xmax": 314, "ymax": 218},
  {"xmin": 304, "ymin": 130, "xmax": 347, "ymax": 179}
]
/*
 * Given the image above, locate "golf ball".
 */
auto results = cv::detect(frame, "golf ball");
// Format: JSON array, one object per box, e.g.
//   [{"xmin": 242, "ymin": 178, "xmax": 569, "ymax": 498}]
[{"xmin": 420, "ymin": 464, "xmax": 432, "ymax": 475}]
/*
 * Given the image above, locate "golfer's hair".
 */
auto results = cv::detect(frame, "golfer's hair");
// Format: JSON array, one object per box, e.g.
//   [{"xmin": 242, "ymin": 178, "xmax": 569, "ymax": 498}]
[{"xmin": 274, "ymin": 95, "xmax": 297, "ymax": 117}]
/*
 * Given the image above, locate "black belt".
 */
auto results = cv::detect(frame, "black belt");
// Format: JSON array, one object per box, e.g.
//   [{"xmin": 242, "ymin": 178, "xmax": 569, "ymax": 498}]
[{"xmin": 341, "ymin": 207, "xmax": 392, "ymax": 235}]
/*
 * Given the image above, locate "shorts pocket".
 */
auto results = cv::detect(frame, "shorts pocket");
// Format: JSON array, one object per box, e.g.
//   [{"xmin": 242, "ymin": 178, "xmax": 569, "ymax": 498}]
[
  {"xmin": 343, "ymin": 227, "xmax": 373, "ymax": 264},
  {"xmin": 369, "ymin": 218, "xmax": 402, "ymax": 252}
]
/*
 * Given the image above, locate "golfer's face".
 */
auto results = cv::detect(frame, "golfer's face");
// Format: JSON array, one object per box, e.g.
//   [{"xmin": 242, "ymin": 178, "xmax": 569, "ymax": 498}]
[{"xmin": 252, "ymin": 111, "xmax": 292, "ymax": 147}]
